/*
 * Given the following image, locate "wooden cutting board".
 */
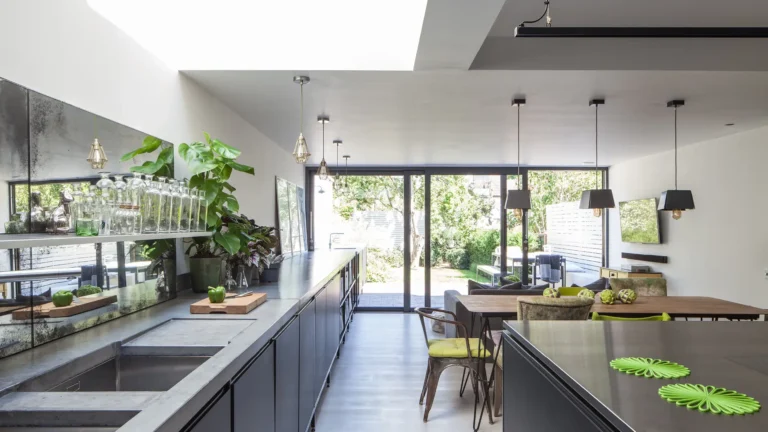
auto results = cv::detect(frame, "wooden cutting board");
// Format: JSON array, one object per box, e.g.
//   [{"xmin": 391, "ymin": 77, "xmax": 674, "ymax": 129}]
[
  {"xmin": 12, "ymin": 294, "xmax": 118, "ymax": 320},
  {"xmin": 190, "ymin": 293, "xmax": 267, "ymax": 314}
]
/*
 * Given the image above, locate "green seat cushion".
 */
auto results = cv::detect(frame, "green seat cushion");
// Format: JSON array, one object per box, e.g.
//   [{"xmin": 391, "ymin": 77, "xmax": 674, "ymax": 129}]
[
  {"xmin": 557, "ymin": 287, "xmax": 583, "ymax": 296},
  {"xmin": 592, "ymin": 312, "xmax": 672, "ymax": 321},
  {"xmin": 427, "ymin": 338, "xmax": 490, "ymax": 358}
]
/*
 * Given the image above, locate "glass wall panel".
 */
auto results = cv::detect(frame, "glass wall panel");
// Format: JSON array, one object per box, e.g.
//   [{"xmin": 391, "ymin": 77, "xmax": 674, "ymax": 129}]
[{"xmin": 409, "ymin": 175, "xmax": 426, "ymax": 309}]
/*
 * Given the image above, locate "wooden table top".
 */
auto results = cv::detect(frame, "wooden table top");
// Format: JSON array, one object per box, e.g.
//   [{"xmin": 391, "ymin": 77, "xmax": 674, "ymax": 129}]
[{"xmin": 456, "ymin": 295, "xmax": 767, "ymax": 317}]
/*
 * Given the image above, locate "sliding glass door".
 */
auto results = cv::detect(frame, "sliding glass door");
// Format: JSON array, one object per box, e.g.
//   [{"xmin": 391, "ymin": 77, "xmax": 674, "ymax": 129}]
[{"xmin": 308, "ymin": 167, "xmax": 608, "ymax": 311}]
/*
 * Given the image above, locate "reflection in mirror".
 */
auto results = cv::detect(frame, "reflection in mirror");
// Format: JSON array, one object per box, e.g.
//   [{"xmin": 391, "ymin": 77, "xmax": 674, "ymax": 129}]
[
  {"xmin": 0, "ymin": 77, "xmax": 177, "ymax": 359},
  {"xmin": 275, "ymin": 177, "xmax": 307, "ymax": 257}
]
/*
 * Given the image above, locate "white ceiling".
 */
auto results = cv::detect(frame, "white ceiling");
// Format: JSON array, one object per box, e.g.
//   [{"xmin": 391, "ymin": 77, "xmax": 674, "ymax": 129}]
[
  {"xmin": 474, "ymin": 0, "xmax": 768, "ymax": 70},
  {"xmin": 184, "ymin": 70, "xmax": 768, "ymax": 166},
  {"xmin": 87, "ymin": 0, "xmax": 428, "ymax": 70}
]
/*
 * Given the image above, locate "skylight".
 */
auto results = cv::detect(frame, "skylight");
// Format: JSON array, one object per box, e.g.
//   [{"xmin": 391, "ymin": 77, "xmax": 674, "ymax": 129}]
[{"xmin": 87, "ymin": 0, "xmax": 428, "ymax": 71}]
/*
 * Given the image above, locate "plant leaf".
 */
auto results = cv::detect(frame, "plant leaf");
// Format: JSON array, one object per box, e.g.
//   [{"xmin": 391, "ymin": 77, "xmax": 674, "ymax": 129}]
[
  {"xmin": 120, "ymin": 136, "xmax": 163, "ymax": 161},
  {"xmin": 222, "ymin": 193, "xmax": 239, "ymax": 213},
  {"xmin": 130, "ymin": 160, "xmax": 162, "ymax": 174},
  {"xmin": 178, "ymin": 143, "xmax": 190, "ymax": 161},
  {"xmin": 157, "ymin": 146, "xmax": 174, "ymax": 165},
  {"xmin": 222, "ymin": 182, "xmax": 236, "ymax": 192},
  {"xmin": 187, "ymin": 158, "xmax": 219, "ymax": 176},
  {"xmin": 226, "ymin": 160, "xmax": 255, "ymax": 175},
  {"xmin": 214, "ymin": 231, "xmax": 240, "ymax": 255},
  {"xmin": 217, "ymin": 164, "xmax": 233, "ymax": 181},
  {"xmin": 201, "ymin": 180, "xmax": 224, "ymax": 205},
  {"xmin": 203, "ymin": 131, "xmax": 212, "ymax": 144},
  {"xmin": 211, "ymin": 139, "xmax": 241, "ymax": 159},
  {"xmin": 188, "ymin": 175, "xmax": 204, "ymax": 190}
]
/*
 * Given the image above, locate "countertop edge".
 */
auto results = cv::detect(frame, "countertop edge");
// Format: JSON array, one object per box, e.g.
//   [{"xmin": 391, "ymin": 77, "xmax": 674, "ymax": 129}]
[{"xmin": 503, "ymin": 321, "xmax": 634, "ymax": 432}]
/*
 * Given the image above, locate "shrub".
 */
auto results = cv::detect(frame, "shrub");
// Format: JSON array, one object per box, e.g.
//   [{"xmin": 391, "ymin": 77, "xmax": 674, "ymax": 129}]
[
  {"xmin": 444, "ymin": 248, "xmax": 470, "ymax": 269},
  {"xmin": 466, "ymin": 229, "xmax": 500, "ymax": 268},
  {"xmin": 365, "ymin": 248, "xmax": 389, "ymax": 283}
]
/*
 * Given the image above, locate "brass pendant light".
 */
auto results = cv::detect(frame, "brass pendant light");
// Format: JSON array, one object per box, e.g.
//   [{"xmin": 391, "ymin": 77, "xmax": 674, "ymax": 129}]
[
  {"xmin": 317, "ymin": 115, "xmax": 330, "ymax": 180},
  {"xmin": 292, "ymin": 76, "xmax": 311, "ymax": 164},
  {"xmin": 658, "ymin": 100, "xmax": 695, "ymax": 220},
  {"xmin": 333, "ymin": 139, "xmax": 343, "ymax": 191},
  {"xmin": 580, "ymin": 98, "xmax": 615, "ymax": 217},
  {"xmin": 86, "ymin": 138, "xmax": 108, "ymax": 170},
  {"xmin": 505, "ymin": 98, "xmax": 531, "ymax": 219}
]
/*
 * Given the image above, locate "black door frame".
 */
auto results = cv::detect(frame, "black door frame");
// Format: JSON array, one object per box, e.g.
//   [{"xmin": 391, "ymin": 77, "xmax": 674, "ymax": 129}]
[{"xmin": 305, "ymin": 166, "xmax": 609, "ymax": 312}]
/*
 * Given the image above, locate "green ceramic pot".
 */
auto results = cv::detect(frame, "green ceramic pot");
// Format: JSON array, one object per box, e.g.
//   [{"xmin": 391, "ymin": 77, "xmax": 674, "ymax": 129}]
[{"xmin": 190, "ymin": 257, "xmax": 223, "ymax": 293}]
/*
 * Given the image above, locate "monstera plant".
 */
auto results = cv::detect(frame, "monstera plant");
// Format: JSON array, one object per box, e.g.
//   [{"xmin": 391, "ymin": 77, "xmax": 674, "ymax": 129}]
[{"xmin": 179, "ymin": 133, "xmax": 255, "ymax": 291}]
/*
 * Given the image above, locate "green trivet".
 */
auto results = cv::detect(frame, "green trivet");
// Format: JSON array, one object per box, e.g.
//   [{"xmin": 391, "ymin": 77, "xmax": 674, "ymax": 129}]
[
  {"xmin": 610, "ymin": 357, "xmax": 690, "ymax": 379},
  {"xmin": 659, "ymin": 384, "xmax": 761, "ymax": 415}
]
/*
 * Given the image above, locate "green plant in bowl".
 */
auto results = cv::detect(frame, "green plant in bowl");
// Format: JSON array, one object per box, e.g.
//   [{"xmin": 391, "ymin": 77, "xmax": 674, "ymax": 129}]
[{"xmin": 76, "ymin": 285, "xmax": 102, "ymax": 297}]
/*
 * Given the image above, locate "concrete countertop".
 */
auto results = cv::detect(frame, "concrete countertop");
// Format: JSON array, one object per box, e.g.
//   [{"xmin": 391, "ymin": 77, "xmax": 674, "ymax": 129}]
[
  {"xmin": 504, "ymin": 320, "xmax": 768, "ymax": 432},
  {"xmin": 0, "ymin": 249, "xmax": 357, "ymax": 431}
]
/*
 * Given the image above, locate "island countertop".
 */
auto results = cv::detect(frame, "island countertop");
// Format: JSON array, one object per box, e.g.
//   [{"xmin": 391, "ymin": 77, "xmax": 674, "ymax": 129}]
[
  {"xmin": 0, "ymin": 249, "xmax": 357, "ymax": 431},
  {"xmin": 504, "ymin": 320, "xmax": 768, "ymax": 432}
]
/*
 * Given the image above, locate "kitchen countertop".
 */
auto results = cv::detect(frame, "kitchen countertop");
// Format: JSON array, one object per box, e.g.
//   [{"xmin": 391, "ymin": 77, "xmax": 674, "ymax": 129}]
[
  {"xmin": 0, "ymin": 249, "xmax": 357, "ymax": 431},
  {"xmin": 504, "ymin": 320, "xmax": 768, "ymax": 432}
]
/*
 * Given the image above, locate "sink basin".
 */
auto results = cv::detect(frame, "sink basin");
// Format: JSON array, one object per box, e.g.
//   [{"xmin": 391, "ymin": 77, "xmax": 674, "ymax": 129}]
[{"xmin": 19, "ymin": 345, "xmax": 210, "ymax": 392}]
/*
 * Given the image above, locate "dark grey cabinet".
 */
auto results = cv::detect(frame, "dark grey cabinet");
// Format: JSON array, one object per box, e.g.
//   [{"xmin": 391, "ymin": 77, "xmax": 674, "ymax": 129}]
[
  {"xmin": 314, "ymin": 286, "xmax": 328, "ymax": 398},
  {"xmin": 325, "ymin": 275, "xmax": 341, "ymax": 367},
  {"xmin": 275, "ymin": 316, "xmax": 300, "ymax": 432},
  {"xmin": 299, "ymin": 297, "xmax": 316, "ymax": 432},
  {"xmin": 188, "ymin": 388, "xmax": 232, "ymax": 432},
  {"xmin": 233, "ymin": 343, "xmax": 275, "ymax": 432}
]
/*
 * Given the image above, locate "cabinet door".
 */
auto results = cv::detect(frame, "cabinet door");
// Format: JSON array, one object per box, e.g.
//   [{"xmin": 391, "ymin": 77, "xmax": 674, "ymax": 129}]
[
  {"xmin": 233, "ymin": 343, "xmax": 275, "ymax": 432},
  {"xmin": 326, "ymin": 274, "xmax": 341, "ymax": 368},
  {"xmin": 275, "ymin": 317, "xmax": 300, "ymax": 432},
  {"xmin": 314, "ymin": 286, "xmax": 327, "ymax": 399},
  {"xmin": 188, "ymin": 388, "xmax": 232, "ymax": 432},
  {"xmin": 299, "ymin": 298, "xmax": 316, "ymax": 432}
]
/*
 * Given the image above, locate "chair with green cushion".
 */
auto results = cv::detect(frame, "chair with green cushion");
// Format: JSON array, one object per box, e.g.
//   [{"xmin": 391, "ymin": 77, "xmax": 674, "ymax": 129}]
[
  {"xmin": 592, "ymin": 312, "xmax": 672, "ymax": 321},
  {"xmin": 557, "ymin": 287, "xmax": 584, "ymax": 296},
  {"xmin": 415, "ymin": 308, "xmax": 493, "ymax": 424}
]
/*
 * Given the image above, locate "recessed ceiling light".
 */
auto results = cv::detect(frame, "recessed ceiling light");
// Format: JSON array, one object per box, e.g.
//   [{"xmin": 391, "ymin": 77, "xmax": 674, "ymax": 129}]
[
  {"xmin": 725, "ymin": 123, "xmax": 735, "ymax": 126},
  {"xmin": 87, "ymin": 0, "xmax": 428, "ymax": 70}
]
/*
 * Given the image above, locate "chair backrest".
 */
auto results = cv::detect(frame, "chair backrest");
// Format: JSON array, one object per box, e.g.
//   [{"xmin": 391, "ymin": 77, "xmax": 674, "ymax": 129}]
[
  {"xmin": 609, "ymin": 278, "xmax": 667, "ymax": 296},
  {"xmin": 414, "ymin": 307, "xmax": 475, "ymax": 359},
  {"xmin": 592, "ymin": 312, "xmax": 672, "ymax": 321},
  {"xmin": 517, "ymin": 297, "xmax": 594, "ymax": 321}
]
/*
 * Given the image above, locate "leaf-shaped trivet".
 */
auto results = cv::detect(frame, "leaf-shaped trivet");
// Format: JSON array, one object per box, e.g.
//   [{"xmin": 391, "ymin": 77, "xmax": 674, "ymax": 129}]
[
  {"xmin": 659, "ymin": 384, "xmax": 761, "ymax": 415},
  {"xmin": 610, "ymin": 357, "xmax": 690, "ymax": 379}
]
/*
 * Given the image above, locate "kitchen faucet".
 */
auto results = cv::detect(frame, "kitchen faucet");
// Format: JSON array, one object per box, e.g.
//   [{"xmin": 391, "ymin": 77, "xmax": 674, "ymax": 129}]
[{"xmin": 329, "ymin": 233, "xmax": 344, "ymax": 249}]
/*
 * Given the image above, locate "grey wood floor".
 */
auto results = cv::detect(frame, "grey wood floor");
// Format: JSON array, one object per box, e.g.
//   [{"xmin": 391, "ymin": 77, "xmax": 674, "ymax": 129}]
[{"xmin": 315, "ymin": 313, "xmax": 501, "ymax": 432}]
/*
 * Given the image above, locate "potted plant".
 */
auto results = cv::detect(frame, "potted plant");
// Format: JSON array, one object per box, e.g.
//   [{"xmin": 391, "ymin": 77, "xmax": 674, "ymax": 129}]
[
  {"xmin": 179, "ymin": 133, "xmax": 255, "ymax": 292},
  {"xmin": 260, "ymin": 251, "xmax": 283, "ymax": 283},
  {"xmin": 222, "ymin": 213, "xmax": 279, "ymax": 285}
]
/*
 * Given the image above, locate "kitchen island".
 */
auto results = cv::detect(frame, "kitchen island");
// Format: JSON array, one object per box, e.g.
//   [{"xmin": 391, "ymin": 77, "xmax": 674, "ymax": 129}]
[
  {"xmin": 503, "ymin": 320, "xmax": 768, "ymax": 432},
  {"xmin": 0, "ymin": 249, "xmax": 361, "ymax": 432}
]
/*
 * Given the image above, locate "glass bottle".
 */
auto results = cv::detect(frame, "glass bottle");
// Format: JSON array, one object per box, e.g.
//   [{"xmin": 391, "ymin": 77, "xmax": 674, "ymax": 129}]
[
  {"xmin": 168, "ymin": 179, "xmax": 181, "ymax": 232},
  {"xmin": 141, "ymin": 175, "xmax": 161, "ymax": 233},
  {"xmin": 179, "ymin": 182, "xmax": 191, "ymax": 233},
  {"xmin": 96, "ymin": 172, "xmax": 115, "ymax": 204},
  {"xmin": 189, "ymin": 187, "xmax": 200, "ymax": 232},
  {"xmin": 197, "ymin": 189, "xmax": 208, "ymax": 232},
  {"xmin": 112, "ymin": 190, "xmax": 125, "ymax": 234},
  {"xmin": 157, "ymin": 177, "xmax": 171, "ymax": 232},
  {"xmin": 236, "ymin": 265, "xmax": 249, "ymax": 289},
  {"xmin": 128, "ymin": 173, "xmax": 145, "ymax": 234},
  {"xmin": 77, "ymin": 186, "xmax": 99, "ymax": 236},
  {"xmin": 70, "ymin": 189, "xmax": 83, "ymax": 233}
]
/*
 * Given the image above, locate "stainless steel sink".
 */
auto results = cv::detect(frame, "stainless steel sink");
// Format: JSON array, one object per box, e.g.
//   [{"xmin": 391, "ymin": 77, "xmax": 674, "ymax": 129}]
[{"xmin": 18, "ymin": 344, "xmax": 211, "ymax": 392}]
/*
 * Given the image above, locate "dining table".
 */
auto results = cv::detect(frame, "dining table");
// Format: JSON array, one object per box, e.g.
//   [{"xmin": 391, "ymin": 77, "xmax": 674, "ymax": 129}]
[{"xmin": 455, "ymin": 294, "xmax": 766, "ymax": 429}]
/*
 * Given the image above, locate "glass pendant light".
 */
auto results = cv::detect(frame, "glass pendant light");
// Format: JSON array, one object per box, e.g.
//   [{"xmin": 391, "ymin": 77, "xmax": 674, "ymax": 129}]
[
  {"xmin": 333, "ymin": 140, "xmax": 343, "ymax": 191},
  {"xmin": 343, "ymin": 155, "xmax": 350, "ymax": 190},
  {"xmin": 505, "ymin": 98, "xmax": 531, "ymax": 219},
  {"xmin": 87, "ymin": 138, "xmax": 108, "ymax": 169},
  {"xmin": 580, "ymin": 98, "xmax": 615, "ymax": 217},
  {"xmin": 658, "ymin": 100, "xmax": 694, "ymax": 219},
  {"xmin": 292, "ymin": 76, "xmax": 311, "ymax": 164},
  {"xmin": 317, "ymin": 115, "xmax": 330, "ymax": 180}
]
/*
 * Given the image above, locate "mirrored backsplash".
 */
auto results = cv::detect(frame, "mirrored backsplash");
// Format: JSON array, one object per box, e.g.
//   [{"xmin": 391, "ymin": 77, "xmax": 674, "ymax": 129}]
[{"xmin": 0, "ymin": 77, "xmax": 178, "ymax": 360}]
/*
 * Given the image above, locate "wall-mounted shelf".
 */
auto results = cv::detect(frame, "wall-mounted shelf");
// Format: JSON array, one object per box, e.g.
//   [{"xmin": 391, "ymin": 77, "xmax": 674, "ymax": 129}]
[{"xmin": 0, "ymin": 231, "xmax": 212, "ymax": 250}]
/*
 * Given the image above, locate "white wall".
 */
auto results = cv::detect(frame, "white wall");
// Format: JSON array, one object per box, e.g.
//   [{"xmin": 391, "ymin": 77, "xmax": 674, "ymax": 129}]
[
  {"xmin": 0, "ymin": 0, "xmax": 302, "ymax": 224},
  {"xmin": 609, "ymin": 126, "xmax": 768, "ymax": 307},
  {"xmin": 0, "ymin": 0, "xmax": 304, "ymax": 271}
]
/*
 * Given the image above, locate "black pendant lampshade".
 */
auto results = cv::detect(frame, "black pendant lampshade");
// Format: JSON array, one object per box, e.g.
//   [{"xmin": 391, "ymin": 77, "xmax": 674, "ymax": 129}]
[
  {"xmin": 580, "ymin": 99, "xmax": 614, "ymax": 216},
  {"xmin": 505, "ymin": 98, "xmax": 530, "ymax": 218},
  {"xmin": 658, "ymin": 100, "xmax": 694, "ymax": 220}
]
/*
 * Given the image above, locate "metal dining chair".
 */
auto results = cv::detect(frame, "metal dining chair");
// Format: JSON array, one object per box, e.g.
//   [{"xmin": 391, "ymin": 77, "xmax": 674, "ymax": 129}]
[{"xmin": 415, "ymin": 307, "xmax": 494, "ymax": 427}]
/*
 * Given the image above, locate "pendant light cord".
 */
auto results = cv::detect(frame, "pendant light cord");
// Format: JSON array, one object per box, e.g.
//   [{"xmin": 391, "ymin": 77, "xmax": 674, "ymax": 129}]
[
  {"xmin": 336, "ymin": 143, "xmax": 339, "ymax": 168},
  {"xmin": 322, "ymin": 120, "xmax": 325, "ymax": 159},
  {"xmin": 595, "ymin": 103, "xmax": 599, "ymax": 189},
  {"xmin": 300, "ymin": 83, "xmax": 304, "ymax": 135},
  {"xmin": 517, "ymin": 104, "xmax": 521, "ymax": 190},
  {"xmin": 674, "ymin": 105, "xmax": 678, "ymax": 190}
]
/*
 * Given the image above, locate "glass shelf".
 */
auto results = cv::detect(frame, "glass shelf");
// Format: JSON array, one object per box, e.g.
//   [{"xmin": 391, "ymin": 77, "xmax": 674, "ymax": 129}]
[{"xmin": 0, "ymin": 231, "xmax": 212, "ymax": 250}]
